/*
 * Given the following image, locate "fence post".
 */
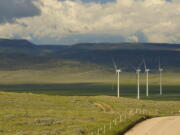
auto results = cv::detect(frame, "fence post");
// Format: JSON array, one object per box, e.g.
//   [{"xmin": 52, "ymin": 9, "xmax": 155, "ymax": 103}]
[
  {"xmin": 103, "ymin": 125, "xmax": 106, "ymax": 134},
  {"xmin": 109, "ymin": 121, "xmax": 112, "ymax": 130},
  {"xmin": 97, "ymin": 128, "xmax": 99, "ymax": 135}
]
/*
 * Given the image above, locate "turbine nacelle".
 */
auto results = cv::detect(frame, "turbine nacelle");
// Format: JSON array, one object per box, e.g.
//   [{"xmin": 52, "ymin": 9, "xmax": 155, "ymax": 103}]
[
  {"xmin": 145, "ymin": 69, "xmax": 150, "ymax": 72},
  {"xmin": 136, "ymin": 69, "xmax": 141, "ymax": 73},
  {"xmin": 159, "ymin": 68, "xmax": 163, "ymax": 72},
  {"xmin": 116, "ymin": 69, "xmax": 121, "ymax": 73}
]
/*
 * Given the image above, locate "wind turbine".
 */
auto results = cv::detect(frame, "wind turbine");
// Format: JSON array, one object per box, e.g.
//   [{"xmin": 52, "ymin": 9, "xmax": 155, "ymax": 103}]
[
  {"xmin": 112, "ymin": 59, "xmax": 122, "ymax": 98},
  {"xmin": 143, "ymin": 59, "xmax": 150, "ymax": 97},
  {"xmin": 159, "ymin": 60, "xmax": 163, "ymax": 95},
  {"xmin": 136, "ymin": 60, "xmax": 144, "ymax": 100},
  {"xmin": 127, "ymin": 61, "xmax": 142, "ymax": 100},
  {"xmin": 136, "ymin": 68, "xmax": 141, "ymax": 100}
]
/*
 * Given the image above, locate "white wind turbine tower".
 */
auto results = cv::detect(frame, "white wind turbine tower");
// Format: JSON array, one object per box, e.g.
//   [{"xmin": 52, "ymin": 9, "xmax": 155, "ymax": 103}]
[
  {"xmin": 159, "ymin": 60, "xmax": 163, "ymax": 95},
  {"xmin": 143, "ymin": 59, "xmax": 150, "ymax": 97},
  {"xmin": 136, "ymin": 60, "xmax": 144, "ymax": 100},
  {"xmin": 136, "ymin": 68, "xmax": 141, "ymax": 100},
  {"xmin": 128, "ymin": 62, "xmax": 141, "ymax": 100},
  {"xmin": 113, "ymin": 60, "xmax": 122, "ymax": 98}
]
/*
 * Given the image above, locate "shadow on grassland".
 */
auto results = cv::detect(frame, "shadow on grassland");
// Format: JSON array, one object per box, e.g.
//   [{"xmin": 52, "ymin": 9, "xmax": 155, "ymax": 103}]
[{"xmin": 0, "ymin": 83, "xmax": 180, "ymax": 101}]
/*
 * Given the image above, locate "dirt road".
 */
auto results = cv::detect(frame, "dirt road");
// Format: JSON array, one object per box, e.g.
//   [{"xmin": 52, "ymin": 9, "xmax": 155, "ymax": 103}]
[{"xmin": 125, "ymin": 116, "xmax": 180, "ymax": 135}]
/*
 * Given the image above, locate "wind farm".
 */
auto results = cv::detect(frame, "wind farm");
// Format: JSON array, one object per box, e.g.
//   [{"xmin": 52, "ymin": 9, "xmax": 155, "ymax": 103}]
[
  {"xmin": 112, "ymin": 58, "xmax": 166, "ymax": 100},
  {"xmin": 0, "ymin": 0, "xmax": 180, "ymax": 134},
  {"xmin": 0, "ymin": 40, "xmax": 180, "ymax": 135}
]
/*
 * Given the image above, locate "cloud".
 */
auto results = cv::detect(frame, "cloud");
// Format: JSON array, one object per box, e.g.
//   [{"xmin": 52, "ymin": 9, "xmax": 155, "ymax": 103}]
[
  {"xmin": 36, "ymin": 34, "xmax": 125, "ymax": 45},
  {"xmin": 0, "ymin": 0, "xmax": 180, "ymax": 44},
  {"xmin": 128, "ymin": 32, "xmax": 148, "ymax": 43},
  {"xmin": 59, "ymin": 0, "xmax": 116, "ymax": 4},
  {"xmin": 0, "ymin": 0, "xmax": 40, "ymax": 23}
]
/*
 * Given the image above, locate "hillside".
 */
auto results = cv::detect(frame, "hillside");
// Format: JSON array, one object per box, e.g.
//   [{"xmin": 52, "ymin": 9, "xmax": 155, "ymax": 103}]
[
  {"xmin": 0, "ymin": 92, "xmax": 179, "ymax": 135},
  {"xmin": 0, "ymin": 39, "xmax": 180, "ymax": 71},
  {"xmin": 0, "ymin": 39, "xmax": 180, "ymax": 135}
]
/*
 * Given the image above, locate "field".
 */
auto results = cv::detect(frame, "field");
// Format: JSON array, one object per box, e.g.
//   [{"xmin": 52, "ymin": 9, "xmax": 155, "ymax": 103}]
[{"xmin": 0, "ymin": 65, "xmax": 180, "ymax": 135}]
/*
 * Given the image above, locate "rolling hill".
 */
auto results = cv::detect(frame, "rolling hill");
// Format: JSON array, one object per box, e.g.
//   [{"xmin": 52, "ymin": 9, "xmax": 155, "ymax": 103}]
[
  {"xmin": 0, "ymin": 40, "xmax": 180, "ymax": 135},
  {"xmin": 0, "ymin": 39, "xmax": 180, "ymax": 71}
]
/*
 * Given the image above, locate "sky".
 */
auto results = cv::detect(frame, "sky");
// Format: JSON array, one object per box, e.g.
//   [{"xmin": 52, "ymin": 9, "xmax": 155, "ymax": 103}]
[{"xmin": 0, "ymin": 0, "xmax": 179, "ymax": 45}]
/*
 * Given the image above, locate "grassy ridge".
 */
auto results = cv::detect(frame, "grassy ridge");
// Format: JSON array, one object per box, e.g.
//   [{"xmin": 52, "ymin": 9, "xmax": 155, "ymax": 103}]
[
  {"xmin": 0, "ymin": 67, "xmax": 180, "ymax": 84},
  {"xmin": 0, "ymin": 67, "xmax": 179, "ymax": 100},
  {"xmin": 0, "ymin": 92, "xmax": 179, "ymax": 135},
  {"xmin": 0, "ymin": 67, "xmax": 180, "ymax": 135}
]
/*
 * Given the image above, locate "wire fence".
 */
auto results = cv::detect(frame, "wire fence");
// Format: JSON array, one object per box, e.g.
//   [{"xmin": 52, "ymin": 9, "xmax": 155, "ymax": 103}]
[{"xmin": 88, "ymin": 108, "xmax": 180, "ymax": 135}]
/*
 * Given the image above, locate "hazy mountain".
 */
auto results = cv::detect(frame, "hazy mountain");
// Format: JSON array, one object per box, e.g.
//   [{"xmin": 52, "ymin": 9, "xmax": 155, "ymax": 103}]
[
  {"xmin": 0, "ymin": 39, "xmax": 41, "ymax": 56},
  {"xmin": 73, "ymin": 42, "xmax": 180, "ymax": 51},
  {"xmin": 0, "ymin": 39, "xmax": 180, "ymax": 71}
]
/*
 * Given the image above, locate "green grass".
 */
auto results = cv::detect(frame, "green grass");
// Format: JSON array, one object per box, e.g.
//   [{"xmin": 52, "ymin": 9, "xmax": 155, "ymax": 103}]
[
  {"xmin": 0, "ymin": 92, "xmax": 179, "ymax": 135},
  {"xmin": 0, "ymin": 67, "xmax": 180, "ymax": 135},
  {"xmin": 0, "ymin": 83, "xmax": 180, "ymax": 101}
]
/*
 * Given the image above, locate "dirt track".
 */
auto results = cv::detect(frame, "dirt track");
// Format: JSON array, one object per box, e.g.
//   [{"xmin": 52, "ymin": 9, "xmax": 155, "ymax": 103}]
[
  {"xmin": 94, "ymin": 101, "xmax": 114, "ymax": 113},
  {"xmin": 125, "ymin": 116, "xmax": 180, "ymax": 135}
]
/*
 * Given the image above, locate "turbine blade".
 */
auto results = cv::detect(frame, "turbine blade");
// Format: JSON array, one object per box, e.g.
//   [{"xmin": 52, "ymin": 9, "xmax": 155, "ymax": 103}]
[
  {"xmin": 159, "ymin": 58, "xmax": 161, "ymax": 70},
  {"xmin": 143, "ymin": 58, "xmax": 147, "ymax": 70},
  {"xmin": 112, "ymin": 58, "xmax": 117, "ymax": 71}
]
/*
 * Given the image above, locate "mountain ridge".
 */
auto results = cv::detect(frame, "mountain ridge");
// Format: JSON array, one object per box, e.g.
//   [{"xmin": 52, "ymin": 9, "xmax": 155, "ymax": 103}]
[
  {"xmin": 1, "ymin": 38, "xmax": 180, "ymax": 48},
  {"xmin": 0, "ymin": 39, "xmax": 37, "ymax": 48},
  {"xmin": 0, "ymin": 39, "xmax": 180, "ymax": 71}
]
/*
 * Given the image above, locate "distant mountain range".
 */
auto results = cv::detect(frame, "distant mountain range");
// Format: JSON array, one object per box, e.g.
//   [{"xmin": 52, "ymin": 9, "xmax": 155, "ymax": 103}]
[{"xmin": 0, "ymin": 38, "xmax": 180, "ymax": 71}]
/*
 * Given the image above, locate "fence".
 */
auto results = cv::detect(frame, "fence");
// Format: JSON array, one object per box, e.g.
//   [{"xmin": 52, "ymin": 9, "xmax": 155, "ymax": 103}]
[{"xmin": 88, "ymin": 108, "xmax": 179, "ymax": 135}]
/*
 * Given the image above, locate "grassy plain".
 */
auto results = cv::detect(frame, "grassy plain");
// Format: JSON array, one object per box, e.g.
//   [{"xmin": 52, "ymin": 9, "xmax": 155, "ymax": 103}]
[{"xmin": 0, "ymin": 66, "xmax": 180, "ymax": 135}]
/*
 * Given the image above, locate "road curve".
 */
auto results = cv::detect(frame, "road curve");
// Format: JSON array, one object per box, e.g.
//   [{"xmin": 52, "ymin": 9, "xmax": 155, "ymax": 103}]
[{"xmin": 125, "ymin": 116, "xmax": 180, "ymax": 135}]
